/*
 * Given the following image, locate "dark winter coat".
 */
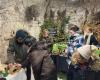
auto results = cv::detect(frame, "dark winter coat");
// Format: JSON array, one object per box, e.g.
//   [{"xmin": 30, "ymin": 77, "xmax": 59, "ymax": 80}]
[
  {"xmin": 7, "ymin": 38, "xmax": 28, "ymax": 63},
  {"xmin": 84, "ymin": 34, "xmax": 98, "ymax": 45},
  {"xmin": 29, "ymin": 48, "xmax": 57, "ymax": 80},
  {"xmin": 39, "ymin": 36, "xmax": 53, "ymax": 52}
]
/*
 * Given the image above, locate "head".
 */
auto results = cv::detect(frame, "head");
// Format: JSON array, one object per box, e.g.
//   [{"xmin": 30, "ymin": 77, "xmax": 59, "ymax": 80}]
[
  {"xmin": 24, "ymin": 36, "xmax": 37, "ymax": 52},
  {"xmin": 24, "ymin": 36, "xmax": 37, "ymax": 47},
  {"xmin": 71, "ymin": 51, "xmax": 87, "ymax": 64},
  {"xmin": 15, "ymin": 29, "xmax": 29, "ymax": 44},
  {"xmin": 68, "ymin": 24, "xmax": 79, "ymax": 36},
  {"xmin": 42, "ymin": 29, "xmax": 49, "ymax": 37},
  {"xmin": 84, "ymin": 27, "xmax": 93, "ymax": 35},
  {"xmin": 71, "ymin": 45, "xmax": 97, "ymax": 64}
]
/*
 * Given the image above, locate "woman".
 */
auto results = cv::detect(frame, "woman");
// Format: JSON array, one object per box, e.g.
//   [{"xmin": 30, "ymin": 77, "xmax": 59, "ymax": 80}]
[
  {"xmin": 84, "ymin": 26, "xmax": 98, "ymax": 45},
  {"xmin": 71, "ymin": 45, "xmax": 100, "ymax": 80},
  {"xmin": 39, "ymin": 29, "xmax": 53, "ymax": 52},
  {"xmin": 66, "ymin": 25, "xmax": 84, "ymax": 80},
  {"xmin": 67, "ymin": 25, "xmax": 84, "ymax": 57}
]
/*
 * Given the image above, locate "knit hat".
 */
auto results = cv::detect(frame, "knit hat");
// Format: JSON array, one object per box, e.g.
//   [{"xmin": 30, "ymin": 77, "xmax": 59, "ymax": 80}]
[
  {"xmin": 16, "ymin": 29, "xmax": 28, "ymax": 39},
  {"xmin": 77, "ymin": 45, "xmax": 97, "ymax": 60}
]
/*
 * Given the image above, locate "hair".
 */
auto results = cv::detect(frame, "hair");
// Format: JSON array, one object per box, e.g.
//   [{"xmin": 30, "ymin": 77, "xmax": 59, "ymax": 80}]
[
  {"xmin": 85, "ymin": 27, "xmax": 93, "ymax": 32},
  {"xmin": 83, "ymin": 24, "xmax": 93, "ymax": 33},
  {"xmin": 71, "ymin": 51, "xmax": 88, "ymax": 64},
  {"xmin": 69, "ymin": 24, "xmax": 79, "ymax": 32},
  {"xmin": 39, "ymin": 29, "xmax": 49, "ymax": 40},
  {"xmin": 24, "ymin": 36, "xmax": 37, "ymax": 47}
]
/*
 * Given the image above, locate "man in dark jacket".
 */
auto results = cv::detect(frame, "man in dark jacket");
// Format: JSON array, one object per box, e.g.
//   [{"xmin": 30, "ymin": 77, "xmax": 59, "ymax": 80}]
[
  {"xmin": 24, "ymin": 37, "xmax": 57, "ymax": 80},
  {"xmin": 7, "ymin": 29, "xmax": 31, "ymax": 80}
]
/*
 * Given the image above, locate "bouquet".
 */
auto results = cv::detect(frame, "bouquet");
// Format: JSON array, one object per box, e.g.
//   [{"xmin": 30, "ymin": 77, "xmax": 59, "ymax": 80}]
[
  {"xmin": 0, "ymin": 63, "xmax": 22, "ymax": 78},
  {"xmin": 7, "ymin": 63, "xmax": 22, "ymax": 74}
]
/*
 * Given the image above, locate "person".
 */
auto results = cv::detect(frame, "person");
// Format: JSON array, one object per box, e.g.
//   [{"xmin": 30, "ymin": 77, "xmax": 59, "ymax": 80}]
[
  {"xmin": 39, "ymin": 29, "xmax": 53, "ymax": 42},
  {"xmin": 24, "ymin": 36, "xmax": 57, "ymax": 80},
  {"xmin": 84, "ymin": 26, "xmax": 98, "ymax": 45},
  {"xmin": 7, "ymin": 29, "xmax": 31, "ymax": 80},
  {"xmin": 66, "ymin": 24, "xmax": 84, "ymax": 80},
  {"xmin": 71, "ymin": 45, "xmax": 100, "ymax": 80},
  {"xmin": 71, "ymin": 45, "xmax": 98, "ymax": 65},
  {"xmin": 67, "ymin": 24, "xmax": 84, "ymax": 57},
  {"xmin": 39, "ymin": 29, "xmax": 53, "ymax": 52}
]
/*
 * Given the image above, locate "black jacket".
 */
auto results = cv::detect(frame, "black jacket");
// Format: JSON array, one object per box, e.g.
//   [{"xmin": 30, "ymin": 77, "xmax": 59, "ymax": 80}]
[
  {"xmin": 90, "ymin": 35, "xmax": 98, "ymax": 45},
  {"xmin": 85, "ymin": 34, "xmax": 98, "ymax": 45}
]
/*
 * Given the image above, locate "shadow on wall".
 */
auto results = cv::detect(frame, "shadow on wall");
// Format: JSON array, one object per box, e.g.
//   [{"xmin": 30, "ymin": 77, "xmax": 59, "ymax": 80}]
[{"xmin": 25, "ymin": 5, "xmax": 39, "ymax": 22}]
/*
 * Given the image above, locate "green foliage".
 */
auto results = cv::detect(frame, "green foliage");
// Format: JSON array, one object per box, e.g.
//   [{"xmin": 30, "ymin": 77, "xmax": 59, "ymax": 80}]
[
  {"xmin": 61, "ymin": 16, "xmax": 70, "ymax": 33},
  {"xmin": 52, "ymin": 43, "xmax": 59, "ymax": 54},
  {"xmin": 95, "ymin": 50, "xmax": 100, "ymax": 55},
  {"xmin": 40, "ymin": 19, "xmax": 54, "ymax": 29},
  {"xmin": 54, "ymin": 16, "xmax": 70, "ymax": 42},
  {"xmin": 52, "ymin": 43, "xmax": 67, "ymax": 55},
  {"xmin": 40, "ymin": 16, "xmax": 70, "ymax": 42}
]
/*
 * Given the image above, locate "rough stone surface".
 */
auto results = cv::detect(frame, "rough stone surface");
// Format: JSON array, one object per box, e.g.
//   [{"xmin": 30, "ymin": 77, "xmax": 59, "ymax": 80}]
[{"xmin": 0, "ymin": 0, "xmax": 100, "ymax": 63}]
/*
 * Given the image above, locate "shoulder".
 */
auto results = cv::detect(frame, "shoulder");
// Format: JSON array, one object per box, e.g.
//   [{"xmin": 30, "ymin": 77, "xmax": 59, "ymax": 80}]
[
  {"xmin": 31, "ymin": 49, "xmax": 48, "ymax": 55},
  {"xmin": 90, "ymin": 35, "xmax": 96, "ymax": 39},
  {"xmin": 75, "ymin": 34, "xmax": 84, "ymax": 40},
  {"xmin": 90, "ymin": 35, "xmax": 98, "ymax": 42}
]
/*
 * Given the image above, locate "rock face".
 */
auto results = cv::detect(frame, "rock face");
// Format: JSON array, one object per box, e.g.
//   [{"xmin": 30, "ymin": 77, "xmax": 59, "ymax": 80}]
[
  {"xmin": 0, "ymin": 0, "xmax": 42, "ymax": 63},
  {"xmin": 0, "ymin": 0, "xmax": 100, "ymax": 63}
]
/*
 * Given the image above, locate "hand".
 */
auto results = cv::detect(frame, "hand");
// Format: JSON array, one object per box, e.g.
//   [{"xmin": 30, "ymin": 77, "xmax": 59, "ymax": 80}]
[
  {"xmin": 65, "ymin": 49, "xmax": 68, "ymax": 53},
  {"xmin": 14, "ymin": 63, "xmax": 22, "ymax": 68},
  {"xmin": 8, "ymin": 63, "xmax": 13, "ymax": 68}
]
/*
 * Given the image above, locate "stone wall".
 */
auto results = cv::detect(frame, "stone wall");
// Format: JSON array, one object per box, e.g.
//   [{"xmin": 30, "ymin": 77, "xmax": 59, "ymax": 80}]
[
  {"xmin": 0, "ymin": 0, "xmax": 42, "ymax": 63},
  {"xmin": 0, "ymin": 0, "xmax": 100, "ymax": 63}
]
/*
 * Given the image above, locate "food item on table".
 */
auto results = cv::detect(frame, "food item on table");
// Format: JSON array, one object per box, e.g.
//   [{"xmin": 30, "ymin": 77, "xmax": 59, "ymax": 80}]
[
  {"xmin": 0, "ymin": 64, "xmax": 7, "ymax": 72},
  {"xmin": 7, "ymin": 63, "xmax": 21, "ymax": 74},
  {"xmin": 0, "ymin": 64, "xmax": 8, "ymax": 77},
  {"xmin": 0, "ymin": 63, "xmax": 22, "ymax": 77}
]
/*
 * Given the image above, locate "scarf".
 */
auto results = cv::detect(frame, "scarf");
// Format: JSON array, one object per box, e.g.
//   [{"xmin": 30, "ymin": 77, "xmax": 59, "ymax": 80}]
[{"xmin": 84, "ymin": 33, "xmax": 93, "ymax": 45}]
